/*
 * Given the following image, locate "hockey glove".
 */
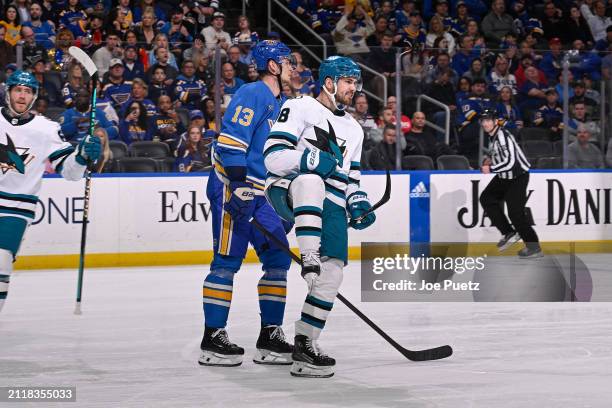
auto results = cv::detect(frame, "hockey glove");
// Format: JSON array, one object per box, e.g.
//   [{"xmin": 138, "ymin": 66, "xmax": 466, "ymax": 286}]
[
  {"xmin": 75, "ymin": 135, "xmax": 102, "ymax": 165},
  {"xmin": 223, "ymin": 181, "xmax": 256, "ymax": 222},
  {"xmin": 300, "ymin": 148, "xmax": 337, "ymax": 179},
  {"xmin": 347, "ymin": 191, "xmax": 376, "ymax": 230}
]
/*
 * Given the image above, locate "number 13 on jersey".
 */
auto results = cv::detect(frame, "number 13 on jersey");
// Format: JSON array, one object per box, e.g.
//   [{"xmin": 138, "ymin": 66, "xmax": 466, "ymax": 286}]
[{"xmin": 231, "ymin": 105, "xmax": 255, "ymax": 127}]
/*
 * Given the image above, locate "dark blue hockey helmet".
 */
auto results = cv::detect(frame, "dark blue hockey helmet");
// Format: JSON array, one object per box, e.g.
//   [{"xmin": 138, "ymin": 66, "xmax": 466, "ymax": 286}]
[{"xmin": 252, "ymin": 40, "xmax": 294, "ymax": 72}]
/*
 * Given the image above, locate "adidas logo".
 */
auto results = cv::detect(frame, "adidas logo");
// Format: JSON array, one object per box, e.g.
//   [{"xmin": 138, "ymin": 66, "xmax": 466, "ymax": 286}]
[{"xmin": 409, "ymin": 181, "xmax": 429, "ymax": 198}]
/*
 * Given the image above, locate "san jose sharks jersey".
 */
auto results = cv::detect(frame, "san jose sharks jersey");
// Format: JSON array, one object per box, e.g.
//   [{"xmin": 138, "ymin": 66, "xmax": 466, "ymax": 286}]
[
  {"xmin": 212, "ymin": 81, "xmax": 285, "ymax": 191},
  {"xmin": 0, "ymin": 108, "xmax": 86, "ymax": 222},
  {"xmin": 263, "ymin": 96, "xmax": 363, "ymax": 208}
]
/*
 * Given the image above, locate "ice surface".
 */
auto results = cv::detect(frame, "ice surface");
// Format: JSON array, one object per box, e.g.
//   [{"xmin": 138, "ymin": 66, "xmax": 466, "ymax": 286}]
[{"xmin": 1, "ymin": 257, "xmax": 612, "ymax": 407}]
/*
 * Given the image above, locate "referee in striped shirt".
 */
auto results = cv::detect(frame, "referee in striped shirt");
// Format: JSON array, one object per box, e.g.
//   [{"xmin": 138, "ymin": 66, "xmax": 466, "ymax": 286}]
[{"xmin": 479, "ymin": 110, "xmax": 542, "ymax": 258}]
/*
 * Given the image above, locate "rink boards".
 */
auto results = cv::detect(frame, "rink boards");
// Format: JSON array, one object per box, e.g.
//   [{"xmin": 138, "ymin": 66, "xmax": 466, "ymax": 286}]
[{"xmin": 14, "ymin": 170, "xmax": 612, "ymax": 269}]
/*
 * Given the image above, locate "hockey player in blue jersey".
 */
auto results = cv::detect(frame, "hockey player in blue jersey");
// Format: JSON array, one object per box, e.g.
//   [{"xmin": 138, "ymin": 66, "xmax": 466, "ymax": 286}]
[{"xmin": 198, "ymin": 41, "xmax": 297, "ymax": 367}]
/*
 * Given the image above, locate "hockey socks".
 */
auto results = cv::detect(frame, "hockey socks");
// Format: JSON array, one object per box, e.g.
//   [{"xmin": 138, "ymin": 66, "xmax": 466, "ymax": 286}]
[
  {"xmin": 257, "ymin": 270, "xmax": 287, "ymax": 326},
  {"xmin": 202, "ymin": 270, "xmax": 234, "ymax": 328}
]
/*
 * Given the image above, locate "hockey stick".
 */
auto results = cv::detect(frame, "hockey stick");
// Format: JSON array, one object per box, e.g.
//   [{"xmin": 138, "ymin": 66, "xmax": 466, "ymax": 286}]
[
  {"xmin": 354, "ymin": 168, "xmax": 391, "ymax": 223},
  {"xmin": 69, "ymin": 46, "xmax": 98, "ymax": 315},
  {"xmin": 251, "ymin": 173, "xmax": 453, "ymax": 361}
]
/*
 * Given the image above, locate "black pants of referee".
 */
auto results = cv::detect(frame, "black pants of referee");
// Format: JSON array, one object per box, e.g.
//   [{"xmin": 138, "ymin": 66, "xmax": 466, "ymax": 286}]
[{"xmin": 479, "ymin": 172, "xmax": 540, "ymax": 248}]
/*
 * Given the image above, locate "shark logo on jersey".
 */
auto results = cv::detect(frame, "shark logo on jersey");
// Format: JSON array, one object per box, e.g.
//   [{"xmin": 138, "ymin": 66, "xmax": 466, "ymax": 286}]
[
  {"xmin": 0, "ymin": 133, "xmax": 33, "ymax": 174},
  {"xmin": 307, "ymin": 120, "xmax": 347, "ymax": 162}
]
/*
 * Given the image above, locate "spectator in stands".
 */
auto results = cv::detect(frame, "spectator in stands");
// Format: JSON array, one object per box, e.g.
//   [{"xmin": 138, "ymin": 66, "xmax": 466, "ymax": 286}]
[
  {"xmin": 160, "ymin": 8, "xmax": 193, "ymax": 61},
  {"xmin": 23, "ymin": 2, "xmax": 55, "ymax": 50},
  {"xmin": 565, "ymin": 4, "xmax": 593, "ymax": 46},
  {"xmin": 376, "ymin": 106, "xmax": 395, "ymax": 129},
  {"xmin": 233, "ymin": 15, "xmax": 258, "ymax": 45},
  {"xmin": 456, "ymin": 76, "xmax": 471, "ymax": 104},
  {"xmin": 514, "ymin": 55, "xmax": 542, "ymax": 89},
  {"xmin": 569, "ymin": 101, "xmax": 601, "ymax": 141},
  {"xmin": 92, "ymin": 31, "xmax": 122, "ymax": 78},
  {"xmin": 540, "ymin": 38, "xmax": 563, "ymax": 85},
  {"xmin": 398, "ymin": 10, "xmax": 426, "ymax": 50},
  {"xmin": 395, "ymin": 0, "xmax": 415, "ymax": 32},
  {"xmin": 116, "ymin": 0, "xmax": 134, "ymax": 32},
  {"xmin": 424, "ymin": 69, "xmax": 456, "ymax": 141},
  {"xmin": 193, "ymin": 51, "xmax": 214, "ymax": 87},
  {"xmin": 183, "ymin": 34, "xmax": 205, "ymax": 62},
  {"xmin": 133, "ymin": 0, "xmax": 166, "ymax": 25},
  {"xmin": 221, "ymin": 62, "xmax": 244, "ymax": 97},
  {"xmin": 488, "ymin": 55, "xmax": 517, "ymax": 96},
  {"xmin": 119, "ymin": 100, "xmax": 153, "ymax": 145},
  {"xmin": 518, "ymin": 66, "xmax": 548, "ymax": 120},
  {"xmin": 351, "ymin": 93, "xmax": 378, "ymax": 149},
  {"xmin": 481, "ymin": 0, "xmax": 513, "ymax": 46},
  {"xmin": 60, "ymin": 88, "xmax": 118, "ymax": 142},
  {"xmin": 580, "ymin": 0, "xmax": 611, "ymax": 43},
  {"xmin": 602, "ymin": 43, "xmax": 612, "ymax": 80},
  {"xmin": 62, "ymin": 63, "xmax": 85, "ymax": 109},
  {"xmin": 247, "ymin": 64, "xmax": 259, "ymax": 83},
  {"xmin": 496, "ymin": 86, "xmax": 523, "ymax": 133},
  {"xmin": 368, "ymin": 30, "xmax": 395, "ymax": 97},
  {"xmin": 287, "ymin": 0, "xmax": 317, "ymax": 26},
  {"xmin": 227, "ymin": 45, "xmax": 249, "ymax": 82},
  {"xmin": 451, "ymin": 35, "xmax": 479, "ymax": 76},
  {"xmin": 154, "ymin": 94, "xmax": 185, "ymax": 150},
  {"xmin": 426, "ymin": 15, "xmax": 455, "ymax": 55},
  {"xmin": 311, "ymin": 0, "xmax": 343, "ymax": 34},
  {"xmin": 135, "ymin": 8, "xmax": 159, "ymax": 51},
  {"xmin": 540, "ymin": 1, "xmax": 564, "ymax": 42},
  {"xmin": 33, "ymin": 97, "xmax": 49, "ymax": 117},
  {"xmin": 332, "ymin": 4, "xmax": 375, "ymax": 60},
  {"xmin": 122, "ymin": 78, "xmax": 157, "ymax": 118},
  {"xmin": 21, "ymin": 26, "xmax": 46, "ymax": 69},
  {"xmin": 0, "ymin": 26, "xmax": 14, "ymax": 79},
  {"xmin": 94, "ymin": 81, "xmax": 120, "ymax": 125},
  {"xmin": 102, "ymin": 58, "xmax": 133, "ymax": 109},
  {"xmin": 175, "ymin": 59, "xmax": 208, "ymax": 110},
  {"xmin": 595, "ymin": 26, "xmax": 612, "ymax": 54},
  {"xmin": 122, "ymin": 45, "xmax": 145, "ymax": 81},
  {"xmin": 235, "ymin": 33, "xmax": 255, "ymax": 65},
  {"xmin": 457, "ymin": 77, "xmax": 491, "ymax": 164},
  {"xmin": 31, "ymin": 60, "xmax": 60, "ymax": 107},
  {"xmin": 569, "ymin": 39, "xmax": 603, "ymax": 81},
  {"xmin": 366, "ymin": 15, "xmax": 389, "ymax": 46},
  {"xmin": 405, "ymin": 111, "xmax": 454, "ymax": 160},
  {"xmin": 149, "ymin": 33, "xmax": 179, "ymax": 69},
  {"xmin": 147, "ymin": 47, "xmax": 179, "ymax": 83},
  {"xmin": 1, "ymin": 5, "xmax": 22, "ymax": 46},
  {"xmin": 148, "ymin": 65, "xmax": 174, "ymax": 103},
  {"xmin": 200, "ymin": 99, "xmax": 217, "ymax": 131},
  {"xmin": 582, "ymin": 75, "xmax": 601, "ymax": 103},
  {"xmin": 425, "ymin": 52, "xmax": 458, "ymax": 86},
  {"xmin": 174, "ymin": 124, "xmax": 212, "ymax": 172},
  {"xmin": 427, "ymin": 0, "xmax": 453, "ymax": 30},
  {"xmin": 568, "ymin": 126, "xmax": 604, "ymax": 168},
  {"xmin": 534, "ymin": 89, "xmax": 564, "ymax": 138},
  {"xmin": 201, "ymin": 11, "xmax": 231, "ymax": 57},
  {"xmin": 464, "ymin": 19, "xmax": 483, "ymax": 45},
  {"xmin": 462, "ymin": 57, "xmax": 488, "ymax": 85},
  {"xmin": 387, "ymin": 95, "xmax": 412, "ymax": 134},
  {"xmin": 369, "ymin": 124, "xmax": 406, "ymax": 170},
  {"xmin": 569, "ymin": 80, "xmax": 598, "ymax": 117}
]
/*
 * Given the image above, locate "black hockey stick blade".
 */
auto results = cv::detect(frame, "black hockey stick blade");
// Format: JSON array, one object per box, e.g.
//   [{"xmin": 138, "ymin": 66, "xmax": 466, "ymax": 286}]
[
  {"xmin": 355, "ymin": 168, "xmax": 391, "ymax": 222},
  {"xmin": 250, "ymin": 216, "xmax": 453, "ymax": 362}
]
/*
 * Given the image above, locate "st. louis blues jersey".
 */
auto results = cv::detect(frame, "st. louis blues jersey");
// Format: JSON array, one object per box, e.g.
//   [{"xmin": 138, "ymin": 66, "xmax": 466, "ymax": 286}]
[
  {"xmin": 263, "ymin": 96, "xmax": 363, "ymax": 209},
  {"xmin": 0, "ymin": 108, "xmax": 86, "ymax": 222},
  {"xmin": 212, "ymin": 81, "xmax": 284, "ymax": 191}
]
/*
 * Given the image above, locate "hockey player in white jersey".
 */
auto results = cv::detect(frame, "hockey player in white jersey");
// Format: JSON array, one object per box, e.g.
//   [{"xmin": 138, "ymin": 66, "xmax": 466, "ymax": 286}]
[
  {"xmin": 263, "ymin": 56, "xmax": 376, "ymax": 377},
  {"xmin": 0, "ymin": 70, "xmax": 101, "ymax": 312}
]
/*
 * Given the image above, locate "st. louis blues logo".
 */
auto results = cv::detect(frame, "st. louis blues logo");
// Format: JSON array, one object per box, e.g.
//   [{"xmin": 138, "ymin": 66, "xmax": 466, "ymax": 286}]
[{"xmin": 0, "ymin": 133, "xmax": 34, "ymax": 174}]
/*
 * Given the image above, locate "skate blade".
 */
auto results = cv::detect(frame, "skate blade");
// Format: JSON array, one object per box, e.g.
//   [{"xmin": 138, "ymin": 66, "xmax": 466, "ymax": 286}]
[
  {"xmin": 198, "ymin": 350, "xmax": 243, "ymax": 367},
  {"xmin": 498, "ymin": 235, "xmax": 521, "ymax": 252},
  {"xmin": 290, "ymin": 361, "xmax": 334, "ymax": 378},
  {"xmin": 253, "ymin": 349, "xmax": 293, "ymax": 365}
]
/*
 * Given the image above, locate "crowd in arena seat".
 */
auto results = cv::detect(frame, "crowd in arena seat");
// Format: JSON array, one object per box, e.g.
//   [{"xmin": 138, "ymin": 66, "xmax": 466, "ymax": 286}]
[{"xmin": 0, "ymin": 0, "xmax": 609, "ymax": 172}]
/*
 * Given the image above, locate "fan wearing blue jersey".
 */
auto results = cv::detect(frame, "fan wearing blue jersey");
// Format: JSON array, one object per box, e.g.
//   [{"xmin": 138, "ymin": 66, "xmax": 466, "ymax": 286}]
[{"xmin": 199, "ymin": 41, "xmax": 297, "ymax": 367}]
